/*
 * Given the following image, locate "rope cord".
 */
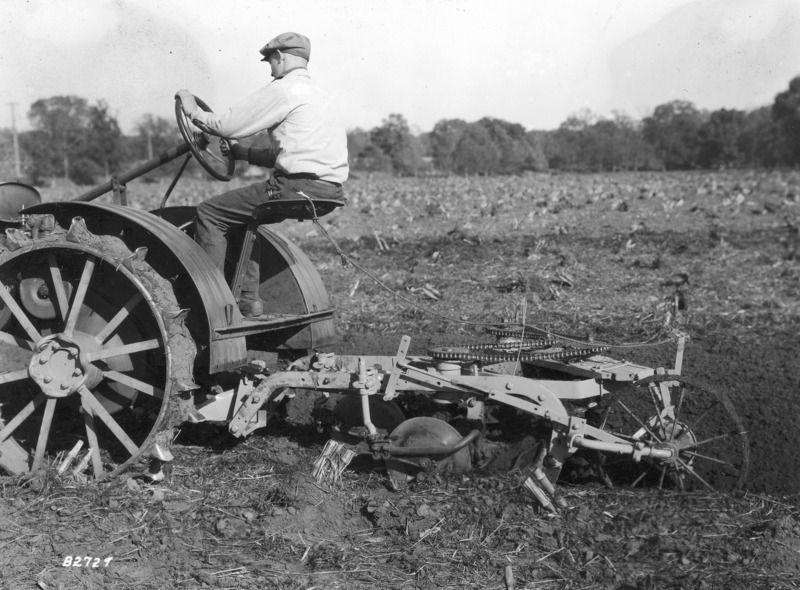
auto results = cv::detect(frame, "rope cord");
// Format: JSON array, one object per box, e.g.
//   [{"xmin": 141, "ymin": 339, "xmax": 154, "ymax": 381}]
[{"xmin": 299, "ymin": 195, "xmax": 679, "ymax": 351}]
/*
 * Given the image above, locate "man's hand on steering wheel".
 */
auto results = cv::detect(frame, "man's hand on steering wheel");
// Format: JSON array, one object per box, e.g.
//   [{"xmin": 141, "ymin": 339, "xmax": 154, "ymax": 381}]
[
  {"xmin": 220, "ymin": 139, "xmax": 248, "ymax": 160},
  {"xmin": 174, "ymin": 92, "xmax": 236, "ymax": 181},
  {"xmin": 194, "ymin": 131, "xmax": 210, "ymax": 150},
  {"xmin": 174, "ymin": 89, "xmax": 199, "ymax": 118}
]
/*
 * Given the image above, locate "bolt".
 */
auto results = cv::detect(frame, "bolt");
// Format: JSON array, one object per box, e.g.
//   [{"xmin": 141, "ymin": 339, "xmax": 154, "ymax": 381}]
[
  {"xmin": 73, "ymin": 368, "xmax": 83, "ymax": 377},
  {"xmin": 39, "ymin": 357, "xmax": 47, "ymax": 364},
  {"xmin": 60, "ymin": 383, "xmax": 70, "ymax": 390},
  {"xmin": 43, "ymin": 376, "xmax": 53, "ymax": 383},
  {"xmin": 505, "ymin": 382, "xmax": 513, "ymax": 390},
  {"xmin": 230, "ymin": 424, "xmax": 239, "ymax": 432},
  {"xmin": 251, "ymin": 396, "xmax": 261, "ymax": 404}
]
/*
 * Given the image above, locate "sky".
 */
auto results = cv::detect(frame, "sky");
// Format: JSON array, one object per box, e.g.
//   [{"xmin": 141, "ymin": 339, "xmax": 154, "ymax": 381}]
[{"xmin": 2, "ymin": 0, "xmax": 800, "ymax": 135}]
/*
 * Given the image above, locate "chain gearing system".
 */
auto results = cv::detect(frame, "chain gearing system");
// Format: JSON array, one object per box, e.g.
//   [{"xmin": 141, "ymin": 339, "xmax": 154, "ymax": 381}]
[{"xmin": 428, "ymin": 325, "xmax": 610, "ymax": 364}]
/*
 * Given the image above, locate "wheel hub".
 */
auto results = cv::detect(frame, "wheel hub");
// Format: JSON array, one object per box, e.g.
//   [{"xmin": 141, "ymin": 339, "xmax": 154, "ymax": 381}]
[
  {"xmin": 650, "ymin": 420, "xmax": 696, "ymax": 465},
  {"xmin": 19, "ymin": 276, "xmax": 73, "ymax": 320},
  {"xmin": 28, "ymin": 332, "xmax": 102, "ymax": 398}
]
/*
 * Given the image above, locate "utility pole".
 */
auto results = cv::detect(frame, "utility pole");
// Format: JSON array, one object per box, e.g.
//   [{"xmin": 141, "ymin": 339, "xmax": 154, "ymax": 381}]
[{"xmin": 9, "ymin": 102, "xmax": 21, "ymax": 179}]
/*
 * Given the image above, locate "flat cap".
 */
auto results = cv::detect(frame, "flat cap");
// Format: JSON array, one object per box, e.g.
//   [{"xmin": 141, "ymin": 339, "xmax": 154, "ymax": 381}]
[{"xmin": 260, "ymin": 32, "xmax": 311, "ymax": 61}]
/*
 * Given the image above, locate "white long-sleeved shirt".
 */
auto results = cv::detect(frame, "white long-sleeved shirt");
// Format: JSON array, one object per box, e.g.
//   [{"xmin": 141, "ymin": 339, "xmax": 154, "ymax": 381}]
[{"xmin": 189, "ymin": 69, "xmax": 349, "ymax": 184}]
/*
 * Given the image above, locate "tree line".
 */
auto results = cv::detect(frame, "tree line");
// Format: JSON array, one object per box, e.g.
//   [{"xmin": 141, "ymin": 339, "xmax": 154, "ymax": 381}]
[{"xmin": 3, "ymin": 75, "xmax": 800, "ymax": 184}]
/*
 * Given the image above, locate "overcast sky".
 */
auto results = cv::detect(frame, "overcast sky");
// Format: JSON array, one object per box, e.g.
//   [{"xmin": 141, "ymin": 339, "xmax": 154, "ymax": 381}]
[{"xmin": 2, "ymin": 0, "xmax": 800, "ymax": 135}]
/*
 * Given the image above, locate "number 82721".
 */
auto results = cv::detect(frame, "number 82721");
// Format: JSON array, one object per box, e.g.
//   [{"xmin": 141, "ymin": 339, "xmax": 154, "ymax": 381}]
[{"xmin": 62, "ymin": 556, "xmax": 113, "ymax": 567}]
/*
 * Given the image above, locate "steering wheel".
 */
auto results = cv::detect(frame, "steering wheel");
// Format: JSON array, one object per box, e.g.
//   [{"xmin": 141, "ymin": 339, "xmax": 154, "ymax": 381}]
[{"xmin": 175, "ymin": 95, "xmax": 235, "ymax": 182}]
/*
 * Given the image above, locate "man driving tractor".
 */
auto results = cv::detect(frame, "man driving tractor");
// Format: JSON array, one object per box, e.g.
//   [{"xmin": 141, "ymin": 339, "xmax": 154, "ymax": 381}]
[{"xmin": 175, "ymin": 32, "xmax": 349, "ymax": 318}]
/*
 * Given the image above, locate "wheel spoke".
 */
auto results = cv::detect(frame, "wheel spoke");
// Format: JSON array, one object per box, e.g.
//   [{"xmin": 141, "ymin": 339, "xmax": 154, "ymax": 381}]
[
  {"xmin": 676, "ymin": 457, "xmax": 713, "ymax": 490},
  {"xmin": 591, "ymin": 377, "xmax": 749, "ymax": 492},
  {"xmin": 47, "ymin": 253, "xmax": 70, "ymax": 323},
  {"xmin": 686, "ymin": 398, "xmax": 721, "ymax": 435},
  {"xmin": 0, "ymin": 330, "xmax": 34, "ymax": 351},
  {"xmin": 86, "ymin": 338, "xmax": 160, "ymax": 362},
  {"xmin": 0, "ymin": 368, "xmax": 31, "ymax": 386},
  {"xmin": 631, "ymin": 465, "xmax": 653, "ymax": 488},
  {"xmin": 94, "ymin": 292, "xmax": 144, "ymax": 344},
  {"xmin": 680, "ymin": 449, "xmax": 739, "ymax": 468},
  {"xmin": 670, "ymin": 386, "xmax": 687, "ymax": 443},
  {"xmin": 647, "ymin": 383, "xmax": 669, "ymax": 438},
  {"xmin": 617, "ymin": 399, "xmax": 662, "ymax": 442},
  {"xmin": 0, "ymin": 280, "xmax": 41, "ymax": 342},
  {"xmin": 80, "ymin": 395, "xmax": 105, "ymax": 478},
  {"xmin": 31, "ymin": 398, "xmax": 57, "ymax": 471},
  {"xmin": 63, "ymin": 256, "xmax": 96, "ymax": 337},
  {"xmin": 103, "ymin": 370, "xmax": 164, "ymax": 399},
  {"xmin": 77, "ymin": 386, "xmax": 139, "ymax": 457},
  {"xmin": 686, "ymin": 430, "xmax": 745, "ymax": 450},
  {"xmin": 0, "ymin": 392, "xmax": 46, "ymax": 443},
  {"xmin": 658, "ymin": 465, "xmax": 667, "ymax": 489}
]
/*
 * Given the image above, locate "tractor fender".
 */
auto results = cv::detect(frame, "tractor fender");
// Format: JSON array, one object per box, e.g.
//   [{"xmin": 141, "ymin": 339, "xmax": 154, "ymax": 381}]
[
  {"xmin": 0, "ymin": 181, "xmax": 41, "ymax": 220},
  {"xmin": 150, "ymin": 205, "xmax": 336, "ymax": 352},
  {"xmin": 23, "ymin": 201, "xmax": 247, "ymax": 373}
]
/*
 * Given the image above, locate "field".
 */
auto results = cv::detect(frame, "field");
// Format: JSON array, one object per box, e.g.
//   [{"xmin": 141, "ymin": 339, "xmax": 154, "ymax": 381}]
[{"xmin": 1, "ymin": 168, "xmax": 799, "ymax": 589}]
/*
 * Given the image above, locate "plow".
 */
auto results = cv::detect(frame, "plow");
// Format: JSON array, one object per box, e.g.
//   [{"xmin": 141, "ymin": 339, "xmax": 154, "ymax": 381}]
[{"xmin": 0, "ymin": 97, "xmax": 749, "ymax": 504}]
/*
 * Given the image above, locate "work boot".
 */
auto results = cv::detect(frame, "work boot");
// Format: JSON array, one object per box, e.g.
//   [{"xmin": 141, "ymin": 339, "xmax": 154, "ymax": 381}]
[{"xmin": 238, "ymin": 292, "xmax": 264, "ymax": 318}]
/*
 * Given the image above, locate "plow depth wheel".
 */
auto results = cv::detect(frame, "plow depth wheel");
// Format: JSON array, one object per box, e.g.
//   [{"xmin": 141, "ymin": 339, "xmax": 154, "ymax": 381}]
[
  {"xmin": 593, "ymin": 375, "xmax": 750, "ymax": 491},
  {"xmin": 0, "ymin": 222, "xmax": 195, "ymax": 480}
]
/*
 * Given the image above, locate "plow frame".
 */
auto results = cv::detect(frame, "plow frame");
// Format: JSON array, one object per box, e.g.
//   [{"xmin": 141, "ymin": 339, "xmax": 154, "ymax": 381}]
[{"xmin": 194, "ymin": 335, "xmax": 686, "ymax": 477}]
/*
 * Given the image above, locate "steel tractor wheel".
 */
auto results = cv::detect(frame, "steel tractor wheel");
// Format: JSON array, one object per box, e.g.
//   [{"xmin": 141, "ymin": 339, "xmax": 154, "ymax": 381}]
[
  {"xmin": 591, "ymin": 375, "xmax": 750, "ymax": 492},
  {"xmin": 0, "ymin": 218, "xmax": 196, "ymax": 480}
]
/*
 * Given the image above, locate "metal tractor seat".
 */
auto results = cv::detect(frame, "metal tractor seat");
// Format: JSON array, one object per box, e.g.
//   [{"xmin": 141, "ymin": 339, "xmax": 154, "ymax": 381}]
[{"xmin": 230, "ymin": 196, "xmax": 344, "ymax": 305}]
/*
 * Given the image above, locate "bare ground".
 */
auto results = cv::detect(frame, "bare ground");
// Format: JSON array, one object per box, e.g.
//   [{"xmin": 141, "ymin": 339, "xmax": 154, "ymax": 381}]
[{"xmin": 1, "ymin": 170, "xmax": 799, "ymax": 589}]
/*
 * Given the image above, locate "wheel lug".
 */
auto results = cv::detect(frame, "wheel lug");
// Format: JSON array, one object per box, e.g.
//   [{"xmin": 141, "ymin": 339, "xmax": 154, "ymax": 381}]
[
  {"xmin": 43, "ymin": 376, "xmax": 53, "ymax": 383},
  {"xmin": 60, "ymin": 383, "xmax": 70, "ymax": 390}
]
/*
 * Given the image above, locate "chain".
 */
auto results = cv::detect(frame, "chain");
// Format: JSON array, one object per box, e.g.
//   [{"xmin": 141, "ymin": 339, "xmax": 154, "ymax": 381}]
[
  {"xmin": 431, "ymin": 338, "xmax": 559, "ymax": 352},
  {"xmin": 428, "ymin": 344, "xmax": 611, "ymax": 363}
]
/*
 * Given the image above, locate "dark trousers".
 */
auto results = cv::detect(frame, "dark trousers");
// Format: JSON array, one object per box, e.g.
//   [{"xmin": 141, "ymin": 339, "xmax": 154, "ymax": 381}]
[{"xmin": 194, "ymin": 175, "xmax": 345, "ymax": 296}]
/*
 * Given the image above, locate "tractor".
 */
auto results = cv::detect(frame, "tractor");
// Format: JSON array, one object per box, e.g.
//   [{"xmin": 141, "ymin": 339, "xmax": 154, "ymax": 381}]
[{"xmin": 0, "ymin": 98, "xmax": 749, "ymax": 501}]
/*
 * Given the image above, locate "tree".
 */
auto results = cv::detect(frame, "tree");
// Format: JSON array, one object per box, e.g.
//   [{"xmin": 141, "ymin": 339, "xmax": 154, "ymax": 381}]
[
  {"xmin": 642, "ymin": 100, "xmax": 705, "ymax": 170},
  {"xmin": 135, "ymin": 114, "xmax": 181, "ymax": 161},
  {"xmin": 477, "ymin": 117, "xmax": 546, "ymax": 173},
  {"xmin": 772, "ymin": 76, "xmax": 800, "ymax": 165},
  {"xmin": 346, "ymin": 127, "xmax": 371, "ymax": 169},
  {"xmin": 609, "ymin": 111, "xmax": 657, "ymax": 171},
  {"xmin": 85, "ymin": 100, "xmax": 123, "ymax": 177},
  {"xmin": 544, "ymin": 110, "xmax": 600, "ymax": 171},
  {"xmin": 696, "ymin": 109, "xmax": 747, "ymax": 169},
  {"xmin": 429, "ymin": 119, "xmax": 469, "ymax": 171},
  {"xmin": 27, "ymin": 96, "xmax": 92, "ymax": 181},
  {"xmin": 370, "ymin": 113, "xmax": 427, "ymax": 175},
  {"xmin": 23, "ymin": 95, "xmax": 125, "ymax": 184},
  {"xmin": 451, "ymin": 124, "xmax": 501, "ymax": 174},
  {"xmin": 739, "ymin": 106, "xmax": 780, "ymax": 168}
]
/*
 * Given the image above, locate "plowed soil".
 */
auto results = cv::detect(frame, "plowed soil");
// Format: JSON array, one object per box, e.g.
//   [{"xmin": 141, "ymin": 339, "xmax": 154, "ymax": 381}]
[{"xmin": 1, "ymin": 170, "xmax": 798, "ymax": 589}]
